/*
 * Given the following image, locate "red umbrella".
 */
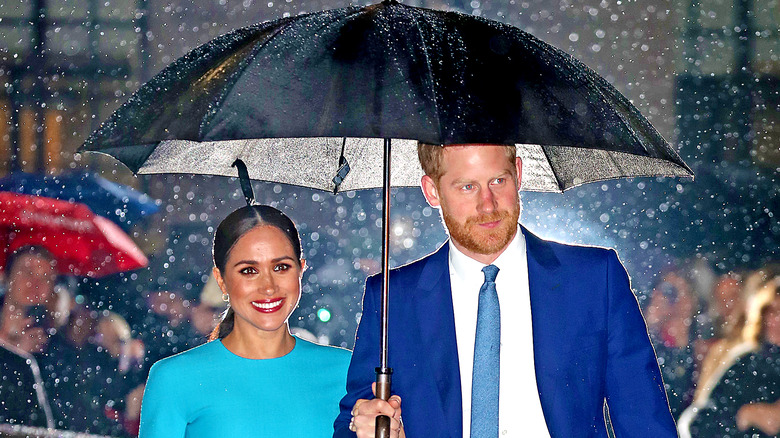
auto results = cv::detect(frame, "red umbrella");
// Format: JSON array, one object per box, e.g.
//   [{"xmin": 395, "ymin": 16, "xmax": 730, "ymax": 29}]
[{"xmin": 0, "ymin": 192, "xmax": 148, "ymax": 277}]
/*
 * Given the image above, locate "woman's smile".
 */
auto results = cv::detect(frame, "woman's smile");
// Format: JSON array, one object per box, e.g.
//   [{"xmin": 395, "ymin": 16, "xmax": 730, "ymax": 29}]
[{"xmin": 251, "ymin": 298, "xmax": 285, "ymax": 313}]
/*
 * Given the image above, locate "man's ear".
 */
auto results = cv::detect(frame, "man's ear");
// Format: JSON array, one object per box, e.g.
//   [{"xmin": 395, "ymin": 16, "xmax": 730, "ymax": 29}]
[
  {"xmin": 515, "ymin": 156, "xmax": 523, "ymax": 190},
  {"xmin": 421, "ymin": 175, "xmax": 441, "ymax": 208}
]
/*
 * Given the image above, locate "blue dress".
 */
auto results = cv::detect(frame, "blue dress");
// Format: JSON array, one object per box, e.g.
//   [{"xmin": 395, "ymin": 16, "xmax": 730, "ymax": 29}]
[{"xmin": 139, "ymin": 337, "xmax": 351, "ymax": 438}]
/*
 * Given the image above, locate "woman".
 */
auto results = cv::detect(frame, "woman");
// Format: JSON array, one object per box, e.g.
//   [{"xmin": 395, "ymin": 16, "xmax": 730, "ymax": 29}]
[
  {"xmin": 140, "ymin": 205, "xmax": 351, "ymax": 437},
  {"xmin": 644, "ymin": 268, "xmax": 698, "ymax": 417},
  {"xmin": 687, "ymin": 269, "xmax": 780, "ymax": 438}
]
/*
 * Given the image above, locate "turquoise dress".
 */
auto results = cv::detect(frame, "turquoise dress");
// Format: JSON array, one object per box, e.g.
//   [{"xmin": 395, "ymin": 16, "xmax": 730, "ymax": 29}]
[{"xmin": 139, "ymin": 337, "xmax": 351, "ymax": 438}]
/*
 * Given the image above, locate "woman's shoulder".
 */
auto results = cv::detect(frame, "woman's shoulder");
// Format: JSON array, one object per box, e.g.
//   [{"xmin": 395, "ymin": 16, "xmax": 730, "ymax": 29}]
[
  {"xmin": 148, "ymin": 340, "xmax": 223, "ymax": 376},
  {"xmin": 294, "ymin": 337, "xmax": 351, "ymax": 364}
]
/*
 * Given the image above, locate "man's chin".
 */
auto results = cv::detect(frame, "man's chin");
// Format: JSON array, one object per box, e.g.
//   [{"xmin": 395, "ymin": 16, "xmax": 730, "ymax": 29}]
[{"xmin": 454, "ymin": 223, "xmax": 517, "ymax": 256}]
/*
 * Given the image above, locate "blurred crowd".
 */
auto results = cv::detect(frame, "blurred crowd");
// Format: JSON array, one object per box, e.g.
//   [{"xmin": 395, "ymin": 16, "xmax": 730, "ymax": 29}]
[
  {"xmin": 644, "ymin": 260, "xmax": 780, "ymax": 437},
  {"xmin": 1, "ymin": 244, "xmax": 779, "ymax": 437},
  {"xmin": 0, "ymin": 245, "xmax": 226, "ymax": 437}
]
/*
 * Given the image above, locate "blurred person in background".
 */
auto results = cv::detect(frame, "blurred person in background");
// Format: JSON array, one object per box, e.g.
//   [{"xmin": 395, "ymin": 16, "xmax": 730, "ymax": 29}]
[
  {"xmin": 679, "ymin": 267, "xmax": 779, "ymax": 437},
  {"xmin": 0, "ymin": 246, "xmax": 58, "ymax": 354},
  {"xmin": 96, "ymin": 311, "xmax": 146, "ymax": 375},
  {"xmin": 0, "ymin": 246, "xmax": 57, "ymax": 428},
  {"xmin": 95, "ymin": 311, "xmax": 147, "ymax": 436},
  {"xmin": 139, "ymin": 205, "xmax": 350, "ymax": 437},
  {"xmin": 709, "ymin": 273, "xmax": 745, "ymax": 340},
  {"xmin": 189, "ymin": 274, "xmax": 228, "ymax": 341},
  {"xmin": 138, "ymin": 285, "xmax": 201, "ymax": 366},
  {"xmin": 44, "ymin": 303, "xmax": 130, "ymax": 436},
  {"xmin": 0, "ymin": 245, "xmax": 130, "ymax": 435},
  {"xmin": 645, "ymin": 267, "xmax": 699, "ymax": 417},
  {"xmin": 0, "ymin": 246, "xmax": 55, "ymax": 427}
]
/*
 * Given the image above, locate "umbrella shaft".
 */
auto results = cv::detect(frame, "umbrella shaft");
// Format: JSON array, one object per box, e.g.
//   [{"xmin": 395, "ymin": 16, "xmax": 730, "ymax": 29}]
[{"xmin": 380, "ymin": 138, "xmax": 391, "ymax": 370}]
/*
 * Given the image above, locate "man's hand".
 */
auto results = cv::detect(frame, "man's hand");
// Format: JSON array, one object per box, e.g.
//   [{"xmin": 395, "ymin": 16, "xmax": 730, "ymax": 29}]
[
  {"xmin": 0, "ymin": 314, "xmax": 48, "ymax": 353},
  {"xmin": 736, "ymin": 401, "xmax": 780, "ymax": 436},
  {"xmin": 349, "ymin": 382, "xmax": 404, "ymax": 438}
]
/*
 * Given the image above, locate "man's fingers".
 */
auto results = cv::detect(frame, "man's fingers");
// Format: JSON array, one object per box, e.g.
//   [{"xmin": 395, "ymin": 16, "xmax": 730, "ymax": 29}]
[
  {"xmin": 352, "ymin": 412, "xmax": 403, "ymax": 437},
  {"xmin": 353, "ymin": 398, "xmax": 396, "ymax": 417}
]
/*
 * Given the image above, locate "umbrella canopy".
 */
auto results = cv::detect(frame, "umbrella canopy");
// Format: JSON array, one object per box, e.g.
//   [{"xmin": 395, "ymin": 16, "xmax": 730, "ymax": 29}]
[
  {"xmin": 0, "ymin": 172, "xmax": 160, "ymax": 229},
  {"xmin": 79, "ymin": 0, "xmax": 692, "ymax": 193},
  {"xmin": 0, "ymin": 192, "xmax": 149, "ymax": 278}
]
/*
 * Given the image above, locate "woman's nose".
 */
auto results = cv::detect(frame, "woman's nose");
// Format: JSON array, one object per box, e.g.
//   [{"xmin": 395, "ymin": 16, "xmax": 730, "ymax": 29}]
[{"xmin": 258, "ymin": 273, "xmax": 277, "ymax": 294}]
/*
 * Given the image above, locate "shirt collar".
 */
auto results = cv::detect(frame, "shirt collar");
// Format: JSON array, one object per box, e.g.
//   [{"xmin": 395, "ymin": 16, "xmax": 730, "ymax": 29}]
[{"xmin": 449, "ymin": 225, "xmax": 524, "ymax": 276}]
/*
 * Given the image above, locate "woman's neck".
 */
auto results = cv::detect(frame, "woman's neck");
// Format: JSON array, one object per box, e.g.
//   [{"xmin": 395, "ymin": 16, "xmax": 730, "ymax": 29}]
[{"xmin": 221, "ymin": 324, "xmax": 296, "ymax": 359}]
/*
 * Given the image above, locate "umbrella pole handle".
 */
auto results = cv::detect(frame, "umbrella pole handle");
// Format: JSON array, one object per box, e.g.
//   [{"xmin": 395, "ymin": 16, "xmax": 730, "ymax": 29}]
[
  {"xmin": 375, "ymin": 367, "xmax": 393, "ymax": 438},
  {"xmin": 376, "ymin": 138, "xmax": 393, "ymax": 438}
]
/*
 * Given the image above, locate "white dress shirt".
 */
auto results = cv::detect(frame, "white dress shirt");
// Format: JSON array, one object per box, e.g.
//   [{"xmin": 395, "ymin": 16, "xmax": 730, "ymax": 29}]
[{"xmin": 449, "ymin": 226, "xmax": 550, "ymax": 437}]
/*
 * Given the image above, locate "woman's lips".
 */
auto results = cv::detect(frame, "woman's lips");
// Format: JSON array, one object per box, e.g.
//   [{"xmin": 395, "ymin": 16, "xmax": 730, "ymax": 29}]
[{"xmin": 251, "ymin": 298, "xmax": 284, "ymax": 313}]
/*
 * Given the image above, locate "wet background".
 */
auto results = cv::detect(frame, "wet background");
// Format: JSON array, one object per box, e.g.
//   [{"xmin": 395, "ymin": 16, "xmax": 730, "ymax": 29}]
[{"xmin": 0, "ymin": 0, "xmax": 778, "ymax": 436}]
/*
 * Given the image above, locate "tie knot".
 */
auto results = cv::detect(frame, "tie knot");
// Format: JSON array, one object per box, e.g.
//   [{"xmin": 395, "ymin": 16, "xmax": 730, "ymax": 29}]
[{"xmin": 482, "ymin": 264, "xmax": 499, "ymax": 283}]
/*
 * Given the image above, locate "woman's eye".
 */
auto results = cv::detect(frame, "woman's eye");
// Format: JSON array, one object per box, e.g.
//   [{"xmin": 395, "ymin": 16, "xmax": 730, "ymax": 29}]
[
  {"xmin": 239, "ymin": 267, "xmax": 257, "ymax": 275},
  {"xmin": 274, "ymin": 263, "xmax": 291, "ymax": 272}
]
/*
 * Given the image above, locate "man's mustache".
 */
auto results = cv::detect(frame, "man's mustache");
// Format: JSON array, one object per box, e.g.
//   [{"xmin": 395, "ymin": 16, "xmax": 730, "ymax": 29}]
[{"xmin": 464, "ymin": 210, "xmax": 513, "ymax": 227}]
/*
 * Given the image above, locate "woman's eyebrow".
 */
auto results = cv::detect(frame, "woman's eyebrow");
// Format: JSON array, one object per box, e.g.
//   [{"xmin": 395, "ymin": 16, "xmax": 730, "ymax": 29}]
[
  {"xmin": 232, "ymin": 259, "xmax": 258, "ymax": 267},
  {"xmin": 232, "ymin": 255, "xmax": 296, "ymax": 267}
]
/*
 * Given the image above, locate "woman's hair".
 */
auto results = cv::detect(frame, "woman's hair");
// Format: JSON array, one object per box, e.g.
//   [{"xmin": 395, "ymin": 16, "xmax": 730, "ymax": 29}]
[{"xmin": 209, "ymin": 205, "xmax": 302, "ymax": 341}]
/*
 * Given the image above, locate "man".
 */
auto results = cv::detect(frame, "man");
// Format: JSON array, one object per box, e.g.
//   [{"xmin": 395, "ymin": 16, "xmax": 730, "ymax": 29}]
[{"xmin": 334, "ymin": 144, "xmax": 677, "ymax": 437}]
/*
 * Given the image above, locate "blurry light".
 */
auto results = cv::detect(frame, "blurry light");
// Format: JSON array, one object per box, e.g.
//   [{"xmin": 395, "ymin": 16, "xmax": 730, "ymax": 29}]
[{"xmin": 317, "ymin": 308, "xmax": 332, "ymax": 323}]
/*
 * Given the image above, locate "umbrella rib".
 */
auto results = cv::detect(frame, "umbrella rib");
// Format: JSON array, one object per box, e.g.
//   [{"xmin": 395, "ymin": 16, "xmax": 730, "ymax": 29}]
[
  {"xmin": 407, "ymin": 12, "xmax": 444, "ymax": 141},
  {"xmin": 537, "ymin": 145, "xmax": 566, "ymax": 193}
]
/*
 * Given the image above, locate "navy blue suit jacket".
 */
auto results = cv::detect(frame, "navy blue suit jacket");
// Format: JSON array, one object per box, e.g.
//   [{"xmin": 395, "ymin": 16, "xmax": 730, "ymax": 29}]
[{"xmin": 334, "ymin": 227, "xmax": 677, "ymax": 437}]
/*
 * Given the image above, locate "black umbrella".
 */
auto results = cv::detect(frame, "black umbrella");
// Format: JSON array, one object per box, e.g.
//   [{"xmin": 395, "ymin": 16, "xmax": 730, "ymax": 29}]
[{"xmin": 79, "ymin": 1, "xmax": 693, "ymax": 433}]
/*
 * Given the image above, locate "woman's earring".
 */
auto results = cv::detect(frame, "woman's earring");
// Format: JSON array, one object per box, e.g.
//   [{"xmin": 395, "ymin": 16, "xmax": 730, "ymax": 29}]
[{"xmin": 222, "ymin": 292, "xmax": 229, "ymax": 302}]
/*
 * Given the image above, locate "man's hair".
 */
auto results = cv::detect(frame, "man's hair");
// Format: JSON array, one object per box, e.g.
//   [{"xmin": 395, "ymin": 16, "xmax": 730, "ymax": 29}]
[{"xmin": 417, "ymin": 142, "xmax": 517, "ymax": 183}]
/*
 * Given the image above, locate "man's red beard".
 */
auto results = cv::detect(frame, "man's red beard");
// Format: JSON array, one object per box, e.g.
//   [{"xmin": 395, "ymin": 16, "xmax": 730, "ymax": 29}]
[{"xmin": 441, "ymin": 201, "xmax": 521, "ymax": 256}]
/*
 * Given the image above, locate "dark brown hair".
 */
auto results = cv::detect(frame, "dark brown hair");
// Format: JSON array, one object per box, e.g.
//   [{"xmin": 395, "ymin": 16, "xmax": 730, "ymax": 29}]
[{"xmin": 208, "ymin": 205, "xmax": 302, "ymax": 341}]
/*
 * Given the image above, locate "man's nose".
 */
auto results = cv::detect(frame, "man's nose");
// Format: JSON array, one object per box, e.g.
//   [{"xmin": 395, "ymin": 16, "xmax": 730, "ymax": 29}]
[{"xmin": 478, "ymin": 188, "xmax": 498, "ymax": 213}]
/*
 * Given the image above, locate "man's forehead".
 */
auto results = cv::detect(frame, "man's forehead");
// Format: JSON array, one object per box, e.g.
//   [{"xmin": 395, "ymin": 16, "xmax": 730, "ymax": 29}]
[
  {"xmin": 19, "ymin": 253, "xmax": 55, "ymax": 269},
  {"xmin": 439, "ymin": 145, "xmax": 517, "ymax": 173}
]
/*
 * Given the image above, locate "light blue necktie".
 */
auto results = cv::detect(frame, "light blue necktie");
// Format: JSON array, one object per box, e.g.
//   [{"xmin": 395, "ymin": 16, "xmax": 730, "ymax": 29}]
[{"xmin": 471, "ymin": 264, "xmax": 500, "ymax": 437}]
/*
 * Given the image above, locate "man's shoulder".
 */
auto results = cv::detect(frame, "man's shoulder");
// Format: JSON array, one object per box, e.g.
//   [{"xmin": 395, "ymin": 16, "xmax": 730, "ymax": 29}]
[
  {"xmin": 371, "ymin": 242, "xmax": 448, "ymax": 277},
  {"xmin": 522, "ymin": 226, "xmax": 617, "ymax": 262}
]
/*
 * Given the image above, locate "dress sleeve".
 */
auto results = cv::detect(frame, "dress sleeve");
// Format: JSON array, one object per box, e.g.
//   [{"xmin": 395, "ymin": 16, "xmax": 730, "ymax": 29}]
[
  {"xmin": 603, "ymin": 249, "xmax": 679, "ymax": 437},
  {"xmin": 139, "ymin": 360, "xmax": 188, "ymax": 438}
]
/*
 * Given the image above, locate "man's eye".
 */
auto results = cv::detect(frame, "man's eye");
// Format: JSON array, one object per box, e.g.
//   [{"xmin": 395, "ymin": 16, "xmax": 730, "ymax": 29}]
[
  {"xmin": 274, "ymin": 263, "xmax": 291, "ymax": 272},
  {"xmin": 462, "ymin": 184, "xmax": 474, "ymax": 191},
  {"xmin": 492, "ymin": 178, "xmax": 505, "ymax": 185}
]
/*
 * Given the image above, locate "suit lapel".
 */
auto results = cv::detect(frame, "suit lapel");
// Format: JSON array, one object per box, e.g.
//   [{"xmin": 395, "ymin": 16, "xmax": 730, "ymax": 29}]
[
  {"xmin": 522, "ymin": 226, "xmax": 564, "ymax": 435},
  {"xmin": 411, "ymin": 244, "xmax": 463, "ymax": 438}
]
